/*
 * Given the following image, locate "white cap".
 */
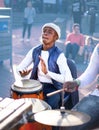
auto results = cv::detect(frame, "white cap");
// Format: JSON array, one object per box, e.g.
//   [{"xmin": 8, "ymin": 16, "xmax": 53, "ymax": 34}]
[{"xmin": 42, "ymin": 23, "xmax": 61, "ymax": 39}]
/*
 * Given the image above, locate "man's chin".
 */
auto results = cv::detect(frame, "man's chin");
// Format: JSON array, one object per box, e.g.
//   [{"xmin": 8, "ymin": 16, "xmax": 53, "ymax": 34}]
[{"xmin": 42, "ymin": 40, "xmax": 48, "ymax": 44}]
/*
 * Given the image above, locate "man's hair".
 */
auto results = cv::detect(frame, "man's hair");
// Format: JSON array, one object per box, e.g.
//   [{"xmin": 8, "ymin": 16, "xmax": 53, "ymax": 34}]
[{"xmin": 73, "ymin": 23, "xmax": 80, "ymax": 29}]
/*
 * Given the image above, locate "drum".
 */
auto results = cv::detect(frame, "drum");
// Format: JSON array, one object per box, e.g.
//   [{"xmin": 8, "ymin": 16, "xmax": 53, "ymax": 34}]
[
  {"xmin": 11, "ymin": 79, "xmax": 44, "ymax": 100},
  {"xmin": 19, "ymin": 98, "xmax": 52, "ymax": 130}
]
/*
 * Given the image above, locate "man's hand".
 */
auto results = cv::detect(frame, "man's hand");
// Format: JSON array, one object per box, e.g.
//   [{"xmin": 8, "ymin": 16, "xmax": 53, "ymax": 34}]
[
  {"xmin": 19, "ymin": 68, "xmax": 32, "ymax": 77},
  {"xmin": 39, "ymin": 56, "xmax": 48, "ymax": 74},
  {"xmin": 63, "ymin": 80, "xmax": 79, "ymax": 92}
]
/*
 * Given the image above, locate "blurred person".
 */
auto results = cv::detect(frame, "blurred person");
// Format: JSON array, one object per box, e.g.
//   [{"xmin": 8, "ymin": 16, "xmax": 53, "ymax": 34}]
[
  {"xmin": 83, "ymin": 36, "xmax": 95, "ymax": 64},
  {"xmin": 88, "ymin": 7, "xmax": 96, "ymax": 35},
  {"xmin": 71, "ymin": 0, "xmax": 86, "ymax": 30},
  {"xmin": 17, "ymin": 23, "xmax": 73, "ymax": 109},
  {"xmin": 34, "ymin": 0, "xmax": 43, "ymax": 13},
  {"xmin": 63, "ymin": 43, "xmax": 99, "ymax": 130},
  {"xmin": 65, "ymin": 23, "xmax": 85, "ymax": 61},
  {"xmin": 57, "ymin": 0, "xmax": 62, "ymax": 14},
  {"xmin": 21, "ymin": 0, "xmax": 36, "ymax": 42}
]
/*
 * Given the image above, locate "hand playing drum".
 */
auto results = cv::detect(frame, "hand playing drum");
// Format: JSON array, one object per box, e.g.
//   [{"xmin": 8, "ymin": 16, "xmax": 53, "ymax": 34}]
[
  {"xmin": 19, "ymin": 68, "xmax": 32, "ymax": 77},
  {"xmin": 63, "ymin": 80, "xmax": 80, "ymax": 92}
]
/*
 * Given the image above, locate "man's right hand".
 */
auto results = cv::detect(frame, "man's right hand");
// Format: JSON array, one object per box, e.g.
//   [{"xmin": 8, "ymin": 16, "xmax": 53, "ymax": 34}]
[
  {"xmin": 63, "ymin": 80, "xmax": 79, "ymax": 92},
  {"xmin": 19, "ymin": 68, "xmax": 32, "ymax": 77}
]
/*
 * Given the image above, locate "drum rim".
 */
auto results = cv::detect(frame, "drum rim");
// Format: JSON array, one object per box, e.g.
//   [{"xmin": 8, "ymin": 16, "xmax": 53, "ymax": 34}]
[
  {"xmin": 11, "ymin": 86, "xmax": 43, "ymax": 93},
  {"xmin": 14, "ymin": 79, "xmax": 42, "ymax": 88},
  {"xmin": 11, "ymin": 79, "xmax": 43, "ymax": 93}
]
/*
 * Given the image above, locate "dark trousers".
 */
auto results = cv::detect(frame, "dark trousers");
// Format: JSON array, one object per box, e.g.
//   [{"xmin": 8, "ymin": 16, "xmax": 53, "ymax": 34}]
[
  {"xmin": 42, "ymin": 83, "xmax": 61, "ymax": 109},
  {"xmin": 65, "ymin": 43, "xmax": 80, "ymax": 60},
  {"xmin": 22, "ymin": 23, "xmax": 32, "ymax": 39}
]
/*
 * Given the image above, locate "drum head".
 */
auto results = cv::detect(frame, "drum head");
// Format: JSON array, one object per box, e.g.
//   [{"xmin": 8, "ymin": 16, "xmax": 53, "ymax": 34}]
[
  {"xmin": 12, "ymin": 79, "xmax": 42, "ymax": 93},
  {"xmin": 25, "ymin": 98, "xmax": 51, "ymax": 113}
]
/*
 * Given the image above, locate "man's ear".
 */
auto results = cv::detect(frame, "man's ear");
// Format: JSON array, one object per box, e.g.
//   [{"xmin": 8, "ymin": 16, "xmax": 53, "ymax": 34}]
[
  {"xmin": 56, "ymin": 36, "xmax": 58, "ymax": 40},
  {"xmin": 55, "ymin": 33, "xmax": 58, "ymax": 40}
]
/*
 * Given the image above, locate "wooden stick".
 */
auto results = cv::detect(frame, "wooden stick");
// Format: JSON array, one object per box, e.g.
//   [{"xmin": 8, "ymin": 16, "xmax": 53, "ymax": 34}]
[{"xmin": 47, "ymin": 89, "xmax": 64, "ymax": 97}]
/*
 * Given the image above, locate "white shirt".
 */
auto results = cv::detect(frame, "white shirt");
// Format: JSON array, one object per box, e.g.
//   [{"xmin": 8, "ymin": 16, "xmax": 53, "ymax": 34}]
[
  {"xmin": 16, "ymin": 45, "xmax": 73, "ymax": 84},
  {"xmin": 78, "ymin": 44, "xmax": 99, "ymax": 96}
]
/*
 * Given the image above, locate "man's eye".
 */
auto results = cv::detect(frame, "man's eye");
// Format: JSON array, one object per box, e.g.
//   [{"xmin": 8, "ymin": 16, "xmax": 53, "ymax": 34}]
[
  {"xmin": 43, "ymin": 30, "xmax": 46, "ymax": 33},
  {"xmin": 43, "ymin": 31, "xmax": 52, "ymax": 34},
  {"xmin": 48, "ymin": 31, "xmax": 52, "ymax": 34}
]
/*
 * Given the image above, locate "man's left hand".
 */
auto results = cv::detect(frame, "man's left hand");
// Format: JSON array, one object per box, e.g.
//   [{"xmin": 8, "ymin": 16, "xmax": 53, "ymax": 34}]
[{"xmin": 39, "ymin": 56, "xmax": 48, "ymax": 74}]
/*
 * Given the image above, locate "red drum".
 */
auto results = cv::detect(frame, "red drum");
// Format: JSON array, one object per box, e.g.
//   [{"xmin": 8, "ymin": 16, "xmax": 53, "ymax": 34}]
[
  {"xmin": 19, "ymin": 98, "xmax": 52, "ymax": 130},
  {"xmin": 11, "ymin": 79, "xmax": 44, "ymax": 100}
]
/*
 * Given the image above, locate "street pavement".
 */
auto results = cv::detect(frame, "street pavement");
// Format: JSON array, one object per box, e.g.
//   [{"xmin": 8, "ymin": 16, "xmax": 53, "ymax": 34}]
[{"xmin": 0, "ymin": 13, "xmax": 98, "ymax": 100}]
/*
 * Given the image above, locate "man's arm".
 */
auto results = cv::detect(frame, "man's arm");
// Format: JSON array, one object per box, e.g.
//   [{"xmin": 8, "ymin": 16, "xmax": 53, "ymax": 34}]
[
  {"xmin": 16, "ymin": 48, "xmax": 34, "ymax": 77},
  {"xmin": 63, "ymin": 44, "xmax": 99, "ymax": 92},
  {"xmin": 78, "ymin": 44, "xmax": 99, "ymax": 88},
  {"xmin": 39, "ymin": 53, "xmax": 73, "ymax": 83}
]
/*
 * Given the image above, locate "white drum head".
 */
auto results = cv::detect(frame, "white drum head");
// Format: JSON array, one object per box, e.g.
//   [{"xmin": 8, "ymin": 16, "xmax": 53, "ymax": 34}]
[{"xmin": 12, "ymin": 79, "xmax": 42, "ymax": 93}]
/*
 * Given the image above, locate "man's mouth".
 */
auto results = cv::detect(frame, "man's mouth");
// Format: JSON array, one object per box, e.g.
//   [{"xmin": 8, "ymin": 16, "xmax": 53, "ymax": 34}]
[{"xmin": 42, "ymin": 36, "xmax": 48, "ymax": 40}]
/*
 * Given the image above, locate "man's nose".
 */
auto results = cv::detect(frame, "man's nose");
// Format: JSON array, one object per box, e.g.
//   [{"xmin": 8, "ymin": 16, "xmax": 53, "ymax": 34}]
[{"xmin": 44, "ymin": 32, "xmax": 48, "ymax": 35}]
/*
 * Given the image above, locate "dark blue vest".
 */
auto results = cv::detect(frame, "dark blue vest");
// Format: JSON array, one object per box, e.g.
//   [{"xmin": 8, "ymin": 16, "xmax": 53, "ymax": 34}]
[{"xmin": 30, "ymin": 44, "xmax": 63, "ymax": 90}]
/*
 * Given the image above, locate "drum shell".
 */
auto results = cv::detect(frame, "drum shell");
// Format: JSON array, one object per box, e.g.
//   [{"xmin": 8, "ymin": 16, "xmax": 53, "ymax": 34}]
[
  {"xmin": 11, "ymin": 88, "xmax": 44, "ymax": 99},
  {"xmin": 11, "ymin": 79, "xmax": 44, "ymax": 100},
  {"xmin": 19, "ymin": 122, "xmax": 52, "ymax": 130}
]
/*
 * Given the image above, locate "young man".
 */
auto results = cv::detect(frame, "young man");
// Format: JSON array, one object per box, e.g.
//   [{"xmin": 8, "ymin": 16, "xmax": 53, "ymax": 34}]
[
  {"xmin": 63, "ymin": 44, "xmax": 99, "ymax": 130},
  {"xmin": 65, "ymin": 23, "xmax": 85, "ymax": 61},
  {"xmin": 17, "ymin": 23, "xmax": 73, "ymax": 109}
]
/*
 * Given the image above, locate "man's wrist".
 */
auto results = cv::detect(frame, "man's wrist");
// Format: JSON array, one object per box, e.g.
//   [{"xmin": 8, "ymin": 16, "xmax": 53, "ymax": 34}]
[
  {"xmin": 73, "ymin": 79, "xmax": 81, "ymax": 90},
  {"xmin": 76, "ymin": 79, "xmax": 81, "ymax": 86}
]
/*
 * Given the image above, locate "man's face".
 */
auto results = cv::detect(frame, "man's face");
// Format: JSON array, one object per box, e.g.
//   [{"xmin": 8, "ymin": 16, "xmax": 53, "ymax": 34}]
[
  {"xmin": 42, "ymin": 27, "xmax": 58, "ymax": 46},
  {"xmin": 73, "ymin": 26, "xmax": 80, "ymax": 34},
  {"xmin": 27, "ymin": 1, "xmax": 32, "ymax": 7}
]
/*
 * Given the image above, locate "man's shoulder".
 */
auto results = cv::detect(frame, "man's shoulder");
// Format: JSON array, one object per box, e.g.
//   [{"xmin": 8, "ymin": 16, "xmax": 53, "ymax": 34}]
[
  {"xmin": 55, "ymin": 46, "xmax": 62, "ymax": 53},
  {"xmin": 79, "ymin": 33, "xmax": 85, "ymax": 38},
  {"xmin": 80, "ymin": 33, "xmax": 84, "ymax": 36},
  {"xmin": 67, "ymin": 32, "xmax": 74, "ymax": 37}
]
